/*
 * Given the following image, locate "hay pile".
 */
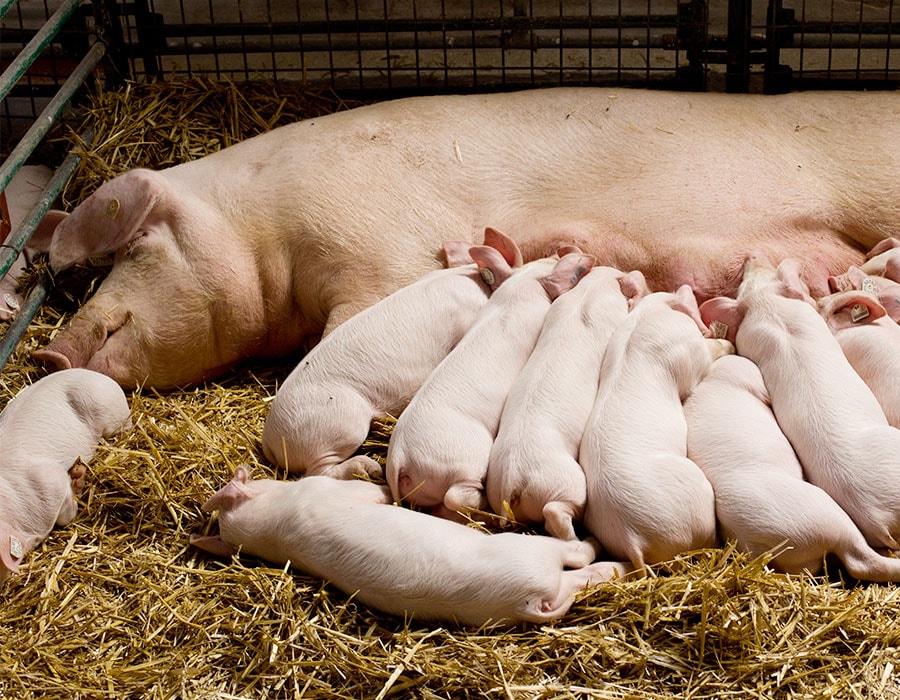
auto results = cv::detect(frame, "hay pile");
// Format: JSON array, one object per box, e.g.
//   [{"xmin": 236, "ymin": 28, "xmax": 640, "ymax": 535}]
[{"xmin": 1, "ymin": 79, "xmax": 899, "ymax": 699}]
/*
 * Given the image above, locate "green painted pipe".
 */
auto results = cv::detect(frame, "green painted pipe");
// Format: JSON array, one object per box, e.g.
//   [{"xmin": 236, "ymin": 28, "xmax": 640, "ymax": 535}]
[
  {"xmin": 0, "ymin": 0, "xmax": 86, "ymax": 103},
  {"xmin": 0, "ymin": 39, "xmax": 105, "ymax": 195},
  {"xmin": 0, "ymin": 131, "xmax": 93, "ymax": 373}
]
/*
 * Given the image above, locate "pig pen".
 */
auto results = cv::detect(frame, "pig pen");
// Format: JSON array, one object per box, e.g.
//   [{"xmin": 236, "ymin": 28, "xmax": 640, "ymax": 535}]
[{"xmin": 1, "ymin": 77, "xmax": 899, "ymax": 700}]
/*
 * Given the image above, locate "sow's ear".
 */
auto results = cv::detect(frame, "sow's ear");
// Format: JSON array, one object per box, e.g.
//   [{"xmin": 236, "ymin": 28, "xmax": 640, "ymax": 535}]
[{"xmin": 48, "ymin": 169, "xmax": 167, "ymax": 272}]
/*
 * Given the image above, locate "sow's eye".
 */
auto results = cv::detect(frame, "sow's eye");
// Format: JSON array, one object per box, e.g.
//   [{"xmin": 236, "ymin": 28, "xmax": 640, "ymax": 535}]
[{"xmin": 123, "ymin": 231, "xmax": 150, "ymax": 258}]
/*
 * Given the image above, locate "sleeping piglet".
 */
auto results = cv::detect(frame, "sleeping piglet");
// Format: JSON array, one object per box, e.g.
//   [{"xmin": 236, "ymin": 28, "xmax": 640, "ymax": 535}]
[
  {"xmin": 260, "ymin": 230, "xmax": 516, "ymax": 479},
  {"xmin": 684, "ymin": 354, "xmax": 900, "ymax": 581},
  {"xmin": 190, "ymin": 466, "xmax": 627, "ymax": 626},
  {"xmin": 485, "ymin": 265, "xmax": 649, "ymax": 540},
  {"xmin": 0, "ymin": 368, "xmax": 131, "ymax": 582},
  {"xmin": 580, "ymin": 286, "xmax": 733, "ymax": 573},
  {"xmin": 385, "ymin": 240, "xmax": 594, "ymax": 521}
]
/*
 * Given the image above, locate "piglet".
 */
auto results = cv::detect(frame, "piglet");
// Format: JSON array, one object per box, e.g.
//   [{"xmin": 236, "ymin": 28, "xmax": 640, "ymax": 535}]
[
  {"xmin": 0, "ymin": 165, "xmax": 62, "ymax": 321},
  {"xmin": 385, "ymin": 241, "xmax": 594, "ymax": 520},
  {"xmin": 580, "ymin": 286, "xmax": 733, "ymax": 573},
  {"xmin": 0, "ymin": 368, "xmax": 131, "ymax": 581},
  {"xmin": 828, "ymin": 265, "xmax": 900, "ymax": 323},
  {"xmin": 700, "ymin": 254, "xmax": 900, "ymax": 551},
  {"xmin": 862, "ymin": 237, "xmax": 900, "ymax": 282},
  {"xmin": 191, "ymin": 466, "xmax": 626, "ymax": 626},
  {"xmin": 260, "ymin": 231, "xmax": 516, "ymax": 479},
  {"xmin": 817, "ymin": 289, "xmax": 900, "ymax": 429},
  {"xmin": 485, "ymin": 266, "xmax": 649, "ymax": 540},
  {"xmin": 684, "ymin": 354, "xmax": 900, "ymax": 580}
]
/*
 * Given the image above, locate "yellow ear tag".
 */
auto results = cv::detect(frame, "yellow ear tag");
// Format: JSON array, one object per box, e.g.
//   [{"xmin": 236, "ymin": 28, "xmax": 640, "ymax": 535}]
[
  {"xmin": 710, "ymin": 320, "xmax": 729, "ymax": 339},
  {"xmin": 105, "ymin": 198, "xmax": 121, "ymax": 220},
  {"xmin": 9, "ymin": 535, "xmax": 23, "ymax": 560},
  {"xmin": 850, "ymin": 304, "xmax": 870, "ymax": 323},
  {"xmin": 480, "ymin": 267, "xmax": 495, "ymax": 286}
]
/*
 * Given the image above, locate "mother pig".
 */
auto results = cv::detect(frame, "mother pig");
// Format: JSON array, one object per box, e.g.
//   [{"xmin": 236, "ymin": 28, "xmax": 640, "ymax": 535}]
[{"xmin": 32, "ymin": 87, "xmax": 900, "ymax": 389}]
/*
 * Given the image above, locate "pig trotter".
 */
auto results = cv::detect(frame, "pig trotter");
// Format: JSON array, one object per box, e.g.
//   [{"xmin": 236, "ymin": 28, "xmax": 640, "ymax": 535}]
[
  {"xmin": 319, "ymin": 455, "xmax": 384, "ymax": 480},
  {"xmin": 68, "ymin": 459, "xmax": 88, "ymax": 495}
]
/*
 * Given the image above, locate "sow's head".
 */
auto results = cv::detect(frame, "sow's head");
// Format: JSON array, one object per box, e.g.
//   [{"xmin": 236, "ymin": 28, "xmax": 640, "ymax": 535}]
[{"xmin": 31, "ymin": 169, "xmax": 274, "ymax": 390}]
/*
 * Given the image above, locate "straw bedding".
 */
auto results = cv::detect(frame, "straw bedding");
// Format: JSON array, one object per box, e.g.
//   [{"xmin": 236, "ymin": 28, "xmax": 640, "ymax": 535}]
[{"xmin": 1, "ymin": 79, "xmax": 899, "ymax": 699}]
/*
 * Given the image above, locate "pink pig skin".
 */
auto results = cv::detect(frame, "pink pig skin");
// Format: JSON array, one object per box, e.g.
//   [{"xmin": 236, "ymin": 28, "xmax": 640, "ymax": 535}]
[
  {"xmin": 0, "ymin": 368, "xmax": 130, "ymax": 581},
  {"xmin": 828, "ymin": 265, "xmax": 900, "ymax": 323},
  {"xmin": 580, "ymin": 286, "xmax": 734, "ymax": 573},
  {"xmin": 260, "ymin": 233, "xmax": 512, "ymax": 479},
  {"xmin": 684, "ymin": 354, "xmax": 900, "ymax": 580},
  {"xmin": 0, "ymin": 165, "xmax": 63, "ymax": 321},
  {"xmin": 385, "ymin": 245, "xmax": 594, "ymax": 521},
  {"xmin": 29, "ymin": 89, "xmax": 900, "ymax": 390},
  {"xmin": 190, "ymin": 467, "xmax": 627, "ymax": 626},
  {"xmin": 817, "ymin": 290, "xmax": 900, "ymax": 429},
  {"xmin": 861, "ymin": 237, "xmax": 900, "ymax": 282},
  {"xmin": 700, "ymin": 254, "xmax": 900, "ymax": 552},
  {"xmin": 485, "ymin": 266, "xmax": 649, "ymax": 541}
]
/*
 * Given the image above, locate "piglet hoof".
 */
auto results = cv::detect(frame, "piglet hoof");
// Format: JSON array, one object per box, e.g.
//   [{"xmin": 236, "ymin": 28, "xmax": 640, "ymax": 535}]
[
  {"xmin": 68, "ymin": 459, "xmax": 88, "ymax": 495},
  {"xmin": 322, "ymin": 455, "xmax": 384, "ymax": 481}
]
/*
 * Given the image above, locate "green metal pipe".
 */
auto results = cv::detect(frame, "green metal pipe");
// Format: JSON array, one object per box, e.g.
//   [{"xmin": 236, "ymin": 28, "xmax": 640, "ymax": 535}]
[
  {"xmin": 0, "ymin": 0, "xmax": 87, "ymax": 103},
  {"xmin": 0, "ymin": 133, "xmax": 92, "ymax": 281},
  {"xmin": 0, "ymin": 38, "xmax": 105, "ymax": 194},
  {"xmin": 0, "ymin": 132, "xmax": 93, "ymax": 374},
  {"xmin": 0, "ymin": 269, "xmax": 51, "ymax": 370},
  {"xmin": 0, "ymin": 0, "xmax": 18, "ymax": 22}
]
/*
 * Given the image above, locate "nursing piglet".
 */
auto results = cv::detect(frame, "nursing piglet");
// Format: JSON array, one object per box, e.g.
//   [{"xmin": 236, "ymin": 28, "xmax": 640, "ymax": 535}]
[
  {"xmin": 684, "ymin": 354, "xmax": 900, "ymax": 580},
  {"xmin": 817, "ymin": 289, "xmax": 900, "ymax": 429},
  {"xmin": 485, "ymin": 266, "xmax": 649, "ymax": 540},
  {"xmin": 191, "ymin": 467, "xmax": 627, "ymax": 626},
  {"xmin": 260, "ymin": 233, "xmax": 513, "ymax": 479},
  {"xmin": 861, "ymin": 237, "xmax": 900, "ymax": 282},
  {"xmin": 0, "ymin": 368, "xmax": 131, "ymax": 582},
  {"xmin": 829, "ymin": 265, "xmax": 900, "ymax": 323},
  {"xmin": 385, "ymin": 243, "xmax": 594, "ymax": 520},
  {"xmin": 700, "ymin": 255, "xmax": 900, "ymax": 551},
  {"xmin": 580, "ymin": 286, "xmax": 733, "ymax": 573}
]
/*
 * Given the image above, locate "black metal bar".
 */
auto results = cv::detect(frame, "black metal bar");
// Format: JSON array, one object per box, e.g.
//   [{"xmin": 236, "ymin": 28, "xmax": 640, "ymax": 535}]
[{"xmin": 726, "ymin": 0, "xmax": 751, "ymax": 92}]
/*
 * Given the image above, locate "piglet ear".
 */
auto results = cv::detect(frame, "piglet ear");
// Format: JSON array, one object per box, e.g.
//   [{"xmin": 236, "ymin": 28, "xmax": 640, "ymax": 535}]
[
  {"xmin": 482, "ymin": 227, "xmax": 523, "ymax": 268},
  {"xmin": 776, "ymin": 258, "xmax": 814, "ymax": 304},
  {"xmin": 443, "ymin": 241, "xmax": 475, "ymax": 267},
  {"xmin": 0, "ymin": 520, "xmax": 26, "ymax": 575},
  {"xmin": 818, "ymin": 290, "xmax": 886, "ymax": 330},
  {"xmin": 555, "ymin": 244, "xmax": 583, "ymax": 256},
  {"xmin": 469, "ymin": 245, "xmax": 515, "ymax": 291},
  {"xmin": 884, "ymin": 255, "xmax": 900, "ymax": 284},
  {"xmin": 618, "ymin": 270, "xmax": 650, "ymax": 309},
  {"xmin": 48, "ymin": 169, "xmax": 166, "ymax": 271},
  {"xmin": 540, "ymin": 252, "xmax": 595, "ymax": 300},
  {"xmin": 670, "ymin": 284, "xmax": 708, "ymax": 334},
  {"xmin": 201, "ymin": 465, "xmax": 253, "ymax": 512},
  {"xmin": 699, "ymin": 296, "xmax": 743, "ymax": 344},
  {"xmin": 189, "ymin": 534, "xmax": 238, "ymax": 558},
  {"xmin": 867, "ymin": 237, "xmax": 900, "ymax": 259}
]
